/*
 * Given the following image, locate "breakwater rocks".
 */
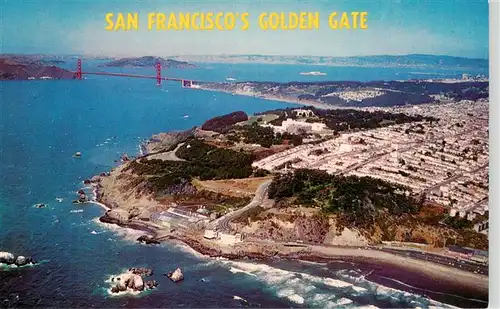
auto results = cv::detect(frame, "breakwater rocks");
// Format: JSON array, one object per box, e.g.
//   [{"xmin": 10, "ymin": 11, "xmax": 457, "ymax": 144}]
[
  {"xmin": 0, "ymin": 251, "xmax": 36, "ymax": 267},
  {"xmin": 109, "ymin": 267, "xmax": 158, "ymax": 294}
]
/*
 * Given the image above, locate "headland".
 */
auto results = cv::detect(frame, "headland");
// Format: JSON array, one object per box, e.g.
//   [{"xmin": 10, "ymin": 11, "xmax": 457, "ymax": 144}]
[{"xmin": 83, "ymin": 86, "xmax": 489, "ymax": 302}]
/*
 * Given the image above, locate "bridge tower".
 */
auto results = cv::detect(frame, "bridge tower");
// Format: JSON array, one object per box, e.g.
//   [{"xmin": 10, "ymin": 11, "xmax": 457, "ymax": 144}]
[
  {"xmin": 76, "ymin": 58, "xmax": 82, "ymax": 80},
  {"xmin": 156, "ymin": 61, "xmax": 162, "ymax": 86}
]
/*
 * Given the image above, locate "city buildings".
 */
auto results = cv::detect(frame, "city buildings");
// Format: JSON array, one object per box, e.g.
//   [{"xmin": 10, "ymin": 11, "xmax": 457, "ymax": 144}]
[{"xmin": 253, "ymin": 101, "xmax": 489, "ymax": 221}]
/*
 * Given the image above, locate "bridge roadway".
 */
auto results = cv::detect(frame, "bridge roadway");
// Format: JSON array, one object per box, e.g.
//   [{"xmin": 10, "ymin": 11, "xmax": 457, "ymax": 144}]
[{"xmin": 73, "ymin": 71, "xmax": 204, "ymax": 83}]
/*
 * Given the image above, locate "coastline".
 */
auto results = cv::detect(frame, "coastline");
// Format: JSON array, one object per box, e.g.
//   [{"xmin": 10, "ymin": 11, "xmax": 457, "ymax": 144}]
[
  {"xmin": 83, "ymin": 104, "xmax": 489, "ymax": 306},
  {"xmin": 196, "ymin": 85, "xmax": 342, "ymax": 110},
  {"xmin": 91, "ymin": 193, "xmax": 488, "ymax": 299}
]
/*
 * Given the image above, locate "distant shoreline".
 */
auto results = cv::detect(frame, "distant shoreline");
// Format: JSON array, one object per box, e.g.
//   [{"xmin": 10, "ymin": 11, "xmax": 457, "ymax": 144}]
[{"xmin": 196, "ymin": 85, "xmax": 342, "ymax": 110}]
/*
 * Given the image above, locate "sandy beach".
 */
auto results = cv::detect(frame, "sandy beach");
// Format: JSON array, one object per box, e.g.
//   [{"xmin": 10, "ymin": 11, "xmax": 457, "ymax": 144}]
[{"xmin": 94, "ymin": 201, "xmax": 489, "ymax": 298}]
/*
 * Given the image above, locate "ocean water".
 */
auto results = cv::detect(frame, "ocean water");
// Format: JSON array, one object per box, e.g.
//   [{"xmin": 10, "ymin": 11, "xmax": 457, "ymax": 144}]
[{"xmin": 0, "ymin": 63, "xmax": 487, "ymax": 308}]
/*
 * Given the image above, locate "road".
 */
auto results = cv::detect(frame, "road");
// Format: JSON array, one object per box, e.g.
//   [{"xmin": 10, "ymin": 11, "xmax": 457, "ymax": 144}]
[
  {"xmin": 145, "ymin": 143, "xmax": 186, "ymax": 162},
  {"xmin": 213, "ymin": 180, "xmax": 271, "ymax": 232}
]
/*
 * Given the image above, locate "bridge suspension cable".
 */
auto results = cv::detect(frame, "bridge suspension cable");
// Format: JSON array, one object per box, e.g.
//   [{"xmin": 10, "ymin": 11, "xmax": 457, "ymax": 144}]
[{"xmin": 72, "ymin": 58, "xmax": 196, "ymax": 88}]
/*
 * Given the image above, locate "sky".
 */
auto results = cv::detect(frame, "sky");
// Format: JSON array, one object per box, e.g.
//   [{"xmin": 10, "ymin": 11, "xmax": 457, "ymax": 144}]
[{"xmin": 0, "ymin": 0, "xmax": 489, "ymax": 58}]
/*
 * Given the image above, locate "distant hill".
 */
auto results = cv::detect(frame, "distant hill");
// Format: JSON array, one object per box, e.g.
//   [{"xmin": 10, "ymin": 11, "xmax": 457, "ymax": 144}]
[
  {"xmin": 170, "ymin": 54, "xmax": 488, "ymax": 70},
  {"xmin": 0, "ymin": 55, "xmax": 75, "ymax": 80},
  {"xmin": 0, "ymin": 54, "xmax": 67, "ymax": 66},
  {"xmin": 101, "ymin": 56, "xmax": 196, "ymax": 68}
]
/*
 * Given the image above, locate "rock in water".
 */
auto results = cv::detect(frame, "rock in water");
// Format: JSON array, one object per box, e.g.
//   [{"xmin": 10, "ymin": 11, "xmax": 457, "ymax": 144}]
[
  {"xmin": 127, "ymin": 274, "xmax": 144, "ymax": 291},
  {"xmin": 109, "ymin": 268, "xmax": 159, "ymax": 293},
  {"xmin": 0, "ymin": 252, "xmax": 15, "ymax": 264},
  {"xmin": 129, "ymin": 267, "xmax": 153, "ymax": 276},
  {"xmin": 14, "ymin": 256, "xmax": 32, "ymax": 266},
  {"xmin": 114, "ymin": 273, "xmax": 133, "ymax": 291},
  {"xmin": 169, "ymin": 268, "xmax": 184, "ymax": 282},
  {"xmin": 145, "ymin": 280, "xmax": 158, "ymax": 289},
  {"xmin": 137, "ymin": 235, "xmax": 160, "ymax": 245}
]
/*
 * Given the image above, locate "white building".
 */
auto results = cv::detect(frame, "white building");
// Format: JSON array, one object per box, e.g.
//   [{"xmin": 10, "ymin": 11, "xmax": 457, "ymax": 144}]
[
  {"xmin": 204, "ymin": 229, "xmax": 218, "ymax": 239},
  {"xmin": 263, "ymin": 119, "xmax": 327, "ymax": 134},
  {"xmin": 293, "ymin": 109, "xmax": 315, "ymax": 118},
  {"xmin": 219, "ymin": 232, "xmax": 243, "ymax": 244}
]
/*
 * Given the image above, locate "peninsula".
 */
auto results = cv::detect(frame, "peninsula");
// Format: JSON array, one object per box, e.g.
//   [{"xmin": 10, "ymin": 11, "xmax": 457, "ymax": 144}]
[
  {"xmin": 196, "ymin": 78, "xmax": 489, "ymax": 108},
  {"xmin": 0, "ymin": 55, "xmax": 75, "ymax": 80},
  {"xmin": 86, "ymin": 90, "xmax": 489, "ymax": 302}
]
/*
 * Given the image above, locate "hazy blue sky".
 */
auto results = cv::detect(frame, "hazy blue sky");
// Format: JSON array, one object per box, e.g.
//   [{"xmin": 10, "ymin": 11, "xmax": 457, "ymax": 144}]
[{"xmin": 0, "ymin": 0, "xmax": 489, "ymax": 58}]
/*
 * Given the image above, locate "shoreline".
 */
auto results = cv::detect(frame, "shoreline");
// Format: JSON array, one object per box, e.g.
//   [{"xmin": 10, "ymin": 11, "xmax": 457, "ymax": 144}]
[
  {"xmin": 92, "ymin": 200, "xmax": 488, "ymax": 299},
  {"xmin": 94, "ymin": 212, "xmax": 489, "ymax": 307},
  {"xmin": 196, "ymin": 86, "xmax": 342, "ymax": 110},
  {"xmin": 83, "ymin": 104, "xmax": 489, "ymax": 306}
]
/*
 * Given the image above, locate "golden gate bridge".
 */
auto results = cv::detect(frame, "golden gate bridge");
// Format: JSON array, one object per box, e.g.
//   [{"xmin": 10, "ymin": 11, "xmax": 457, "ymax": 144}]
[{"xmin": 73, "ymin": 58, "xmax": 196, "ymax": 87}]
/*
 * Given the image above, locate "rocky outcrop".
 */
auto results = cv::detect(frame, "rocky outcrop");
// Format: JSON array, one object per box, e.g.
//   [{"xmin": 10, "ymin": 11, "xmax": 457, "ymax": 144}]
[
  {"xmin": 144, "ymin": 128, "xmax": 196, "ymax": 154},
  {"xmin": 84, "ymin": 175, "xmax": 102, "ymax": 185},
  {"xmin": 129, "ymin": 267, "xmax": 153, "ymax": 276},
  {"xmin": 100, "ymin": 209, "xmax": 129, "ymax": 224},
  {"xmin": 137, "ymin": 235, "xmax": 160, "ymax": 245},
  {"xmin": 0, "ymin": 252, "xmax": 34, "ymax": 266},
  {"xmin": 145, "ymin": 280, "xmax": 159, "ymax": 289},
  {"xmin": 109, "ymin": 268, "xmax": 158, "ymax": 294},
  {"xmin": 0, "ymin": 252, "xmax": 15, "ymax": 264},
  {"xmin": 15, "ymin": 256, "xmax": 33, "ymax": 266},
  {"xmin": 166, "ymin": 268, "xmax": 184, "ymax": 282}
]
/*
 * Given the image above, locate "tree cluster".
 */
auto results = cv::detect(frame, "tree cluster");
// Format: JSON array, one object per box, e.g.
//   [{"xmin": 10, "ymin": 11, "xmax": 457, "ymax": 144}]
[
  {"xmin": 125, "ymin": 139, "xmax": 254, "ymax": 195},
  {"xmin": 201, "ymin": 111, "xmax": 248, "ymax": 133},
  {"xmin": 268, "ymin": 169, "xmax": 422, "ymax": 228},
  {"xmin": 227, "ymin": 123, "xmax": 303, "ymax": 148}
]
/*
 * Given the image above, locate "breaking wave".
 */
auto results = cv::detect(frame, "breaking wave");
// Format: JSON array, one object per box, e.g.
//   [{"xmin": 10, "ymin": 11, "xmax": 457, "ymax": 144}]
[{"xmin": 210, "ymin": 259, "xmax": 460, "ymax": 308}]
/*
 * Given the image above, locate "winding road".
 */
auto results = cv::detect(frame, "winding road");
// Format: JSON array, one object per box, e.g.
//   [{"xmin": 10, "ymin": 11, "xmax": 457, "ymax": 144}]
[{"xmin": 213, "ymin": 180, "xmax": 272, "ymax": 232}]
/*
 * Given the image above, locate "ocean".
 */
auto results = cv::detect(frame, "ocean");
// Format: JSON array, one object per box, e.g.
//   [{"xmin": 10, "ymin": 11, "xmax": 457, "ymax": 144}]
[{"xmin": 0, "ymin": 62, "xmax": 488, "ymax": 308}]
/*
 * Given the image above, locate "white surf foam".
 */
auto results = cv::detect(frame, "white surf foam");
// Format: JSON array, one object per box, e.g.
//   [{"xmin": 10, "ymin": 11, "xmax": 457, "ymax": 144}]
[
  {"xmin": 220, "ymin": 260, "xmax": 355, "ymax": 307},
  {"xmin": 233, "ymin": 295, "xmax": 247, "ymax": 302},
  {"xmin": 92, "ymin": 217, "xmax": 144, "ymax": 243},
  {"xmin": 229, "ymin": 267, "xmax": 257, "ymax": 277},
  {"xmin": 218, "ymin": 259, "xmax": 460, "ymax": 308},
  {"xmin": 276, "ymin": 288, "xmax": 305, "ymax": 304}
]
